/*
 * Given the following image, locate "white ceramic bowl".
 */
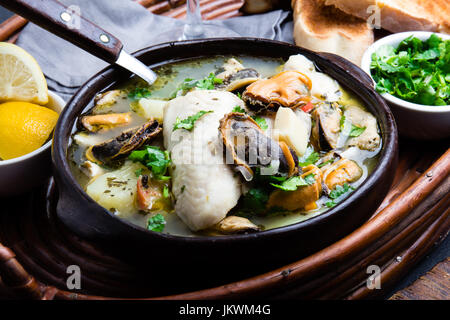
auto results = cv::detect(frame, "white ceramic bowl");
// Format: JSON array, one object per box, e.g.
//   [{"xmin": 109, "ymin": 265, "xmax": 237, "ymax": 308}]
[
  {"xmin": 0, "ymin": 91, "xmax": 65, "ymax": 196},
  {"xmin": 361, "ymin": 31, "xmax": 450, "ymax": 140}
]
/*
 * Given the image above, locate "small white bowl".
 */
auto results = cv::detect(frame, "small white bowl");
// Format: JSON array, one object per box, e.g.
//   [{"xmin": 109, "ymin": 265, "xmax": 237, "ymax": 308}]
[
  {"xmin": 361, "ymin": 31, "xmax": 450, "ymax": 140},
  {"xmin": 0, "ymin": 91, "xmax": 65, "ymax": 196}
]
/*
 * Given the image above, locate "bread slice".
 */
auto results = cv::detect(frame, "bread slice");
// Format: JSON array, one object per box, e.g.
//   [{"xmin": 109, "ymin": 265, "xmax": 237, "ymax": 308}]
[
  {"xmin": 324, "ymin": 0, "xmax": 450, "ymax": 33},
  {"xmin": 292, "ymin": 0, "xmax": 374, "ymax": 66}
]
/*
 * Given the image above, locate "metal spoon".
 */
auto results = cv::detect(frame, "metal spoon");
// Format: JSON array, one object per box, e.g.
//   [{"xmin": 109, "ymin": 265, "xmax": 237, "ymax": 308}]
[{"xmin": 1, "ymin": 0, "xmax": 157, "ymax": 84}]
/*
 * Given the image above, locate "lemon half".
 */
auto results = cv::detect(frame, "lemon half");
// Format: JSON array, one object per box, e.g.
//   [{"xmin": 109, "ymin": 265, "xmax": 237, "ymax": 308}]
[
  {"xmin": 0, "ymin": 42, "xmax": 48, "ymax": 104},
  {"xmin": 0, "ymin": 101, "xmax": 58, "ymax": 160}
]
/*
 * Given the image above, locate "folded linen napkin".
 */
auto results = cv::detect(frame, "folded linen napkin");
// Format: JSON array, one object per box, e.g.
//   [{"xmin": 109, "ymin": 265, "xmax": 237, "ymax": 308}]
[{"xmin": 16, "ymin": 0, "xmax": 293, "ymax": 101}]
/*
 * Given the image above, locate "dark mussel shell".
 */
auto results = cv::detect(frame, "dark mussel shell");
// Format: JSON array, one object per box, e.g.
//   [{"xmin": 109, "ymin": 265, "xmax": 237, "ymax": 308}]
[
  {"xmin": 219, "ymin": 112, "xmax": 298, "ymax": 181},
  {"xmin": 88, "ymin": 120, "xmax": 161, "ymax": 165}
]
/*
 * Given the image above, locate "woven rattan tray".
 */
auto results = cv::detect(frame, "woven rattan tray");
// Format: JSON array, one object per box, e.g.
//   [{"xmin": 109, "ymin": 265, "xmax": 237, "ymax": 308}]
[{"xmin": 0, "ymin": 0, "xmax": 449, "ymax": 300}]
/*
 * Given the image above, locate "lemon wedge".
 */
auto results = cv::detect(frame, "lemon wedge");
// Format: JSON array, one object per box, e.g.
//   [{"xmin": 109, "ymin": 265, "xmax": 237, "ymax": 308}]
[
  {"xmin": 0, "ymin": 101, "xmax": 58, "ymax": 160},
  {"xmin": 0, "ymin": 42, "xmax": 48, "ymax": 104}
]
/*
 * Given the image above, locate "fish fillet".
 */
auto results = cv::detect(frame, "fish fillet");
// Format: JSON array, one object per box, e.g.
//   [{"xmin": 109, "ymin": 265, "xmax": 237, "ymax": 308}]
[{"xmin": 163, "ymin": 90, "xmax": 243, "ymax": 231}]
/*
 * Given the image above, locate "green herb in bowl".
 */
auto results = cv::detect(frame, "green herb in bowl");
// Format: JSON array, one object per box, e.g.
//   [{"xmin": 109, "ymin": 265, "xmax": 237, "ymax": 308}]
[{"xmin": 370, "ymin": 34, "xmax": 450, "ymax": 106}]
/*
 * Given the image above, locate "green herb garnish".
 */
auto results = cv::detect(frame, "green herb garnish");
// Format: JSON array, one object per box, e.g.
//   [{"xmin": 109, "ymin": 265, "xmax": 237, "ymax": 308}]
[
  {"xmin": 340, "ymin": 115, "xmax": 346, "ymax": 132},
  {"xmin": 172, "ymin": 73, "xmax": 223, "ymax": 97},
  {"xmin": 195, "ymin": 72, "xmax": 223, "ymax": 90},
  {"xmin": 129, "ymin": 146, "xmax": 171, "ymax": 178},
  {"xmin": 163, "ymin": 186, "xmax": 170, "ymax": 198},
  {"xmin": 340, "ymin": 115, "xmax": 366, "ymax": 137},
  {"xmin": 318, "ymin": 159, "xmax": 334, "ymax": 168},
  {"xmin": 371, "ymin": 34, "xmax": 450, "ymax": 106},
  {"xmin": 325, "ymin": 183, "xmax": 355, "ymax": 208},
  {"xmin": 232, "ymin": 106, "xmax": 246, "ymax": 113},
  {"xmin": 270, "ymin": 174, "xmax": 315, "ymax": 191},
  {"xmin": 128, "ymin": 87, "xmax": 151, "ymax": 100},
  {"xmin": 173, "ymin": 110, "xmax": 213, "ymax": 131},
  {"xmin": 135, "ymin": 168, "xmax": 143, "ymax": 177},
  {"xmin": 298, "ymin": 146, "xmax": 320, "ymax": 167},
  {"xmin": 252, "ymin": 116, "xmax": 268, "ymax": 130},
  {"xmin": 349, "ymin": 125, "xmax": 366, "ymax": 137},
  {"xmin": 147, "ymin": 213, "xmax": 166, "ymax": 232},
  {"xmin": 241, "ymin": 187, "xmax": 270, "ymax": 214}
]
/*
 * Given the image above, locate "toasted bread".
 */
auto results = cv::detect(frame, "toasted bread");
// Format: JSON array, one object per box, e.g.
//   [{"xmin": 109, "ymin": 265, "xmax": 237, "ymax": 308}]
[
  {"xmin": 292, "ymin": 0, "xmax": 374, "ymax": 66},
  {"xmin": 324, "ymin": 0, "xmax": 450, "ymax": 33}
]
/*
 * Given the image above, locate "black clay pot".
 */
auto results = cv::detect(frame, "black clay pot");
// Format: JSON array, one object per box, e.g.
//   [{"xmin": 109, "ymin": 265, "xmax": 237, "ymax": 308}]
[{"xmin": 52, "ymin": 39, "xmax": 398, "ymax": 293}]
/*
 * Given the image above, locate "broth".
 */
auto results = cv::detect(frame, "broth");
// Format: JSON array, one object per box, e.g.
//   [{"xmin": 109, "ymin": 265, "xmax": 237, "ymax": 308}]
[{"xmin": 68, "ymin": 55, "xmax": 381, "ymax": 237}]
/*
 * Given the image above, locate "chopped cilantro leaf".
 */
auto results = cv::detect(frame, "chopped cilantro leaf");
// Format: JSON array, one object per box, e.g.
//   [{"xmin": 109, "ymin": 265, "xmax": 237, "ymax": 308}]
[
  {"xmin": 325, "ymin": 201, "xmax": 335, "ymax": 208},
  {"xmin": 318, "ymin": 159, "xmax": 334, "ymax": 168},
  {"xmin": 298, "ymin": 146, "xmax": 320, "ymax": 167},
  {"xmin": 241, "ymin": 187, "xmax": 270, "ymax": 214},
  {"xmin": 173, "ymin": 110, "xmax": 213, "ymax": 131},
  {"xmin": 328, "ymin": 183, "xmax": 354, "ymax": 200},
  {"xmin": 128, "ymin": 87, "xmax": 151, "ymax": 100},
  {"xmin": 147, "ymin": 213, "xmax": 166, "ymax": 232},
  {"xmin": 172, "ymin": 73, "xmax": 223, "ymax": 97},
  {"xmin": 163, "ymin": 186, "xmax": 169, "ymax": 198},
  {"xmin": 195, "ymin": 73, "xmax": 223, "ymax": 90},
  {"xmin": 340, "ymin": 115, "xmax": 346, "ymax": 132},
  {"xmin": 349, "ymin": 125, "xmax": 366, "ymax": 137},
  {"xmin": 270, "ymin": 174, "xmax": 315, "ymax": 191},
  {"xmin": 135, "ymin": 168, "xmax": 143, "ymax": 177},
  {"xmin": 325, "ymin": 183, "xmax": 355, "ymax": 208},
  {"xmin": 232, "ymin": 106, "xmax": 246, "ymax": 113},
  {"xmin": 129, "ymin": 146, "xmax": 171, "ymax": 178},
  {"xmin": 303, "ymin": 173, "xmax": 316, "ymax": 185},
  {"xmin": 252, "ymin": 116, "xmax": 268, "ymax": 130},
  {"xmin": 371, "ymin": 34, "xmax": 450, "ymax": 106}
]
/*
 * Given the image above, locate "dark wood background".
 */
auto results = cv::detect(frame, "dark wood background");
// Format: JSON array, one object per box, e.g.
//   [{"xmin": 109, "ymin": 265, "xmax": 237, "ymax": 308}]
[{"xmin": 0, "ymin": 5, "xmax": 447, "ymax": 300}]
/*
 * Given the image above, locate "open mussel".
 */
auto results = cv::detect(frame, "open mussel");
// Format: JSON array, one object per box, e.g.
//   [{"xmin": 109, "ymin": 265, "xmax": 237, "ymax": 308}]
[
  {"xmin": 310, "ymin": 103, "xmax": 342, "ymax": 151},
  {"xmin": 86, "ymin": 120, "xmax": 161, "ymax": 165},
  {"xmin": 214, "ymin": 216, "xmax": 260, "ymax": 234},
  {"xmin": 343, "ymin": 105, "xmax": 381, "ymax": 151},
  {"xmin": 215, "ymin": 58, "xmax": 260, "ymax": 92},
  {"xmin": 242, "ymin": 71, "xmax": 312, "ymax": 113},
  {"xmin": 267, "ymin": 164, "xmax": 323, "ymax": 211},
  {"xmin": 81, "ymin": 112, "xmax": 132, "ymax": 132},
  {"xmin": 321, "ymin": 158, "xmax": 362, "ymax": 193},
  {"xmin": 219, "ymin": 112, "xmax": 298, "ymax": 181},
  {"xmin": 221, "ymin": 68, "xmax": 260, "ymax": 91}
]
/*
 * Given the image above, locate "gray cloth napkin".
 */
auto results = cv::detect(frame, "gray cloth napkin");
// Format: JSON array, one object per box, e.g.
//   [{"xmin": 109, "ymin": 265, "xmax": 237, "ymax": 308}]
[{"xmin": 16, "ymin": 0, "xmax": 293, "ymax": 101}]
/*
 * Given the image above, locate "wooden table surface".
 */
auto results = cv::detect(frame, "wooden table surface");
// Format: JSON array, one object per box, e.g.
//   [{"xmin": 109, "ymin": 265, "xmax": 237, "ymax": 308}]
[{"xmin": 0, "ymin": 5, "xmax": 448, "ymax": 300}]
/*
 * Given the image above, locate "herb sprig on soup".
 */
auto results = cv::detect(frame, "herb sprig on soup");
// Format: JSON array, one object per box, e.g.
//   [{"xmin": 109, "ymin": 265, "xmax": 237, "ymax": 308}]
[{"xmin": 68, "ymin": 55, "xmax": 382, "ymax": 236}]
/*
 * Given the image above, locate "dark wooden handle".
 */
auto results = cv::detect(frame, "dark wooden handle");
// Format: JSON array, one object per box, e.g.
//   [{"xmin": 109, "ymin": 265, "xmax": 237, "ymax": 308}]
[{"xmin": 0, "ymin": 0, "xmax": 123, "ymax": 63}]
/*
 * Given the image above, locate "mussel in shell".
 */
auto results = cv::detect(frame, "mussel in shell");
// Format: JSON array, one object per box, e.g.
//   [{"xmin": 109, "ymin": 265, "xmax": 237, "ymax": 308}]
[
  {"xmin": 86, "ymin": 120, "xmax": 161, "ymax": 165},
  {"xmin": 242, "ymin": 71, "xmax": 312, "ymax": 113},
  {"xmin": 220, "ymin": 68, "xmax": 260, "ymax": 92},
  {"xmin": 321, "ymin": 158, "xmax": 362, "ymax": 193},
  {"xmin": 81, "ymin": 112, "xmax": 132, "ymax": 132},
  {"xmin": 214, "ymin": 216, "xmax": 260, "ymax": 234},
  {"xmin": 267, "ymin": 164, "xmax": 323, "ymax": 211},
  {"xmin": 310, "ymin": 103, "xmax": 342, "ymax": 151},
  {"xmin": 219, "ymin": 112, "xmax": 298, "ymax": 181}
]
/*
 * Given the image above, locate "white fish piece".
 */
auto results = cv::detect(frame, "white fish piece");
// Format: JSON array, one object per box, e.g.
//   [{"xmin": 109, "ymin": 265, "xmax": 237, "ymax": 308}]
[
  {"xmin": 80, "ymin": 160, "xmax": 104, "ymax": 179},
  {"xmin": 163, "ymin": 90, "xmax": 243, "ymax": 231},
  {"xmin": 283, "ymin": 54, "xmax": 342, "ymax": 102}
]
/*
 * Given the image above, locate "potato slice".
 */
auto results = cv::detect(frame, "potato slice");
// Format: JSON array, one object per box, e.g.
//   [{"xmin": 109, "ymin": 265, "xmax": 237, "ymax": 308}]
[
  {"xmin": 135, "ymin": 98, "xmax": 168, "ymax": 121},
  {"xmin": 86, "ymin": 161, "xmax": 145, "ymax": 215},
  {"xmin": 273, "ymin": 107, "xmax": 309, "ymax": 156}
]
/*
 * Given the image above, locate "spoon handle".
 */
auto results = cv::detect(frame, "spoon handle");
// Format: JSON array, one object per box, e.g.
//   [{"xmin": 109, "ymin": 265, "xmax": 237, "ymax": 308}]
[{"xmin": 1, "ymin": 0, "xmax": 123, "ymax": 63}]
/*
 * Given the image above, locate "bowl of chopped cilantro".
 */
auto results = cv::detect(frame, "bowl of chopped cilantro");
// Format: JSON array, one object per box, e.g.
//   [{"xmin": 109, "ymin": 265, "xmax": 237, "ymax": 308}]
[{"xmin": 361, "ymin": 32, "xmax": 450, "ymax": 140}]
